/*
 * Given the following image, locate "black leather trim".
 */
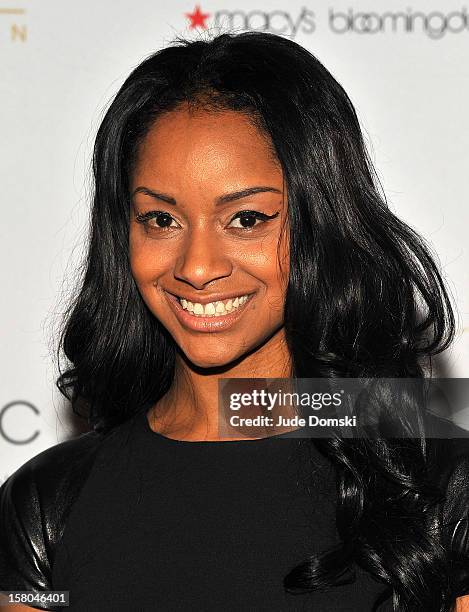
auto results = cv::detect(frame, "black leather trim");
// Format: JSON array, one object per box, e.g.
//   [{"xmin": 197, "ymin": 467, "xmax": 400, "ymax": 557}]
[
  {"xmin": 432, "ymin": 435, "xmax": 469, "ymax": 600},
  {"xmin": 0, "ymin": 430, "xmax": 104, "ymax": 610}
]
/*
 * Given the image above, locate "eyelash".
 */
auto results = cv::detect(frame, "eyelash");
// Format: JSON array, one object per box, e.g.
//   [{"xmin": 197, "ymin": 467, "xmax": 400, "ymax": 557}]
[{"xmin": 134, "ymin": 210, "xmax": 280, "ymax": 233}]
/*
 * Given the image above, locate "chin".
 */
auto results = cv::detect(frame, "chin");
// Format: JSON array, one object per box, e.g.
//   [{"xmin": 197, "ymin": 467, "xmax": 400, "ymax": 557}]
[
  {"xmin": 178, "ymin": 345, "xmax": 247, "ymax": 370},
  {"xmin": 185, "ymin": 354, "xmax": 238, "ymax": 369}
]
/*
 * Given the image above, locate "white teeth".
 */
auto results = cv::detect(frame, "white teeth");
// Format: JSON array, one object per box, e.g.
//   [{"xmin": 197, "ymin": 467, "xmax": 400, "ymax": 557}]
[
  {"xmin": 178, "ymin": 294, "xmax": 250, "ymax": 317},
  {"xmin": 204, "ymin": 303, "xmax": 216, "ymax": 315},
  {"xmin": 193, "ymin": 303, "xmax": 204, "ymax": 315}
]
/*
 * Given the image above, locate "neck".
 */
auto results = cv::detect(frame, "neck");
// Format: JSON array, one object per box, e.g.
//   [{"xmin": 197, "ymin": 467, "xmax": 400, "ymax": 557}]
[{"xmin": 148, "ymin": 327, "xmax": 293, "ymax": 441}]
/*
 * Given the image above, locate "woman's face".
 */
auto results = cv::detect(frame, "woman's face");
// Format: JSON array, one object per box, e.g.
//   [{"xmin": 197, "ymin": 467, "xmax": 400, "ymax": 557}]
[{"xmin": 129, "ymin": 104, "xmax": 289, "ymax": 368}]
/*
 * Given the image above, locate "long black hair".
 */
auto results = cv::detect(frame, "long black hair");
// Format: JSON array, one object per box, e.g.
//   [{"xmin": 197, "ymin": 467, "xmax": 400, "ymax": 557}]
[{"xmin": 56, "ymin": 31, "xmax": 457, "ymax": 611}]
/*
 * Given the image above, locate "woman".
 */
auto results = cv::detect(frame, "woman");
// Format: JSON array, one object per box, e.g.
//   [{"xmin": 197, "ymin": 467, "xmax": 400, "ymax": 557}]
[{"xmin": 1, "ymin": 31, "xmax": 469, "ymax": 612}]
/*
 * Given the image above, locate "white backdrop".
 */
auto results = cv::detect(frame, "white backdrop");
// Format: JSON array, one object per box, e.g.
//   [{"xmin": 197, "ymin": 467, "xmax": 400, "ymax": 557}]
[{"xmin": 1, "ymin": 0, "xmax": 468, "ymax": 480}]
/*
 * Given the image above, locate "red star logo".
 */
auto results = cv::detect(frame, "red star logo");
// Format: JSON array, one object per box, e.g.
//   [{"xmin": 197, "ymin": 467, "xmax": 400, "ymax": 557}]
[{"xmin": 185, "ymin": 5, "xmax": 210, "ymax": 29}]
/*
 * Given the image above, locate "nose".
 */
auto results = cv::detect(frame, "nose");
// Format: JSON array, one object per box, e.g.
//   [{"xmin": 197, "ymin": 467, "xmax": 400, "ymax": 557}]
[{"xmin": 173, "ymin": 227, "xmax": 233, "ymax": 290}]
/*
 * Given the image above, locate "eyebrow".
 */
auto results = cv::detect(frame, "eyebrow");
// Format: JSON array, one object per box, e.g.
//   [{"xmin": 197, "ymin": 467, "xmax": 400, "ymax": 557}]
[{"xmin": 131, "ymin": 185, "xmax": 283, "ymax": 206}]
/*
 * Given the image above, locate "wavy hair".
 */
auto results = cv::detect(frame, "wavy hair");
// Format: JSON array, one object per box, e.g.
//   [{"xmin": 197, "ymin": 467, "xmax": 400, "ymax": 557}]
[{"xmin": 56, "ymin": 31, "xmax": 457, "ymax": 611}]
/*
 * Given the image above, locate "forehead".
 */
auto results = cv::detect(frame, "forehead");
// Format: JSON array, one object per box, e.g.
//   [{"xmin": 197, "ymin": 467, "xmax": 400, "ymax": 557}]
[{"xmin": 131, "ymin": 105, "xmax": 282, "ymax": 188}]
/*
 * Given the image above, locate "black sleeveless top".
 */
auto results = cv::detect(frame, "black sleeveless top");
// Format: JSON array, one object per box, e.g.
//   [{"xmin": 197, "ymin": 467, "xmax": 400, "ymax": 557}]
[
  {"xmin": 2, "ymin": 409, "xmax": 469, "ymax": 611},
  {"xmin": 53, "ymin": 411, "xmax": 390, "ymax": 610}
]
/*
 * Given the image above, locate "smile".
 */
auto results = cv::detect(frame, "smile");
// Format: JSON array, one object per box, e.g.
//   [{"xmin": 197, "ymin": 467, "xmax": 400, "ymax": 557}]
[
  {"xmin": 177, "ymin": 294, "xmax": 250, "ymax": 317},
  {"xmin": 164, "ymin": 291, "xmax": 255, "ymax": 332}
]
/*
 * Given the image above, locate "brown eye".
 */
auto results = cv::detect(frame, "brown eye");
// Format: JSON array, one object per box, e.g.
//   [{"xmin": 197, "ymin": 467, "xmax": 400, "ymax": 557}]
[
  {"xmin": 153, "ymin": 212, "xmax": 174, "ymax": 228},
  {"xmin": 135, "ymin": 211, "xmax": 179, "ymax": 230},
  {"xmin": 228, "ymin": 210, "xmax": 279, "ymax": 230}
]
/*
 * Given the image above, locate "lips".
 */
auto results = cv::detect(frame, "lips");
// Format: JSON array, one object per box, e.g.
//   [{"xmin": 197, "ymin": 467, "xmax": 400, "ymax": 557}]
[{"xmin": 164, "ymin": 290, "xmax": 255, "ymax": 332}]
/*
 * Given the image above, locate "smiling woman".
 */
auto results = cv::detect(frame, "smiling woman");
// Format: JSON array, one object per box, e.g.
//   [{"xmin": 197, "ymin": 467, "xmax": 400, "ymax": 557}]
[
  {"xmin": 1, "ymin": 30, "xmax": 469, "ymax": 612},
  {"xmin": 129, "ymin": 106, "xmax": 290, "ymax": 386}
]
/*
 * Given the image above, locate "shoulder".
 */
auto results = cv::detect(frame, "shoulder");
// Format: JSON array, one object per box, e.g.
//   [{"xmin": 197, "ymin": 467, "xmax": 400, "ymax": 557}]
[
  {"xmin": 425, "ymin": 426, "xmax": 469, "ymax": 598},
  {"xmin": 430, "ymin": 433, "xmax": 469, "ymax": 537},
  {"xmin": 0, "ymin": 427, "xmax": 108, "ymax": 605},
  {"xmin": 426, "ymin": 418, "xmax": 469, "ymax": 499}
]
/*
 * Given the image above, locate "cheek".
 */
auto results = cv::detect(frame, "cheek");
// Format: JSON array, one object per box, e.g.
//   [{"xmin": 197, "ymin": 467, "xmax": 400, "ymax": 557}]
[
  {"xmin": 129, "ymin": 236, "xmax": 170, "ymax": 284},
  {"xmin": 258, "ymin": 234, "xmax": 289, "ymax": 291},
  {"xmin": 275, "ymin": 234, "xmax": 290, "ymax": 295}
]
